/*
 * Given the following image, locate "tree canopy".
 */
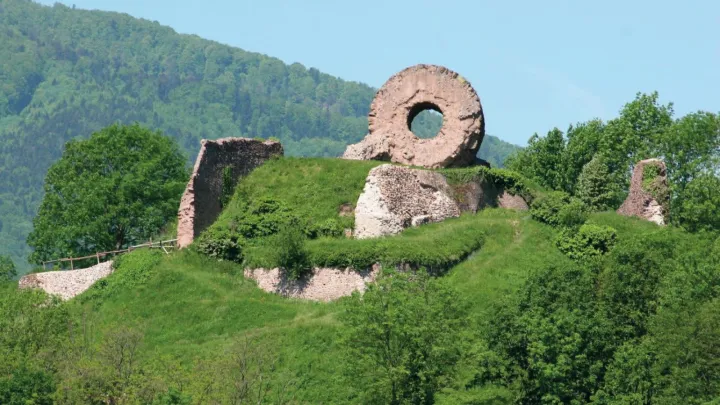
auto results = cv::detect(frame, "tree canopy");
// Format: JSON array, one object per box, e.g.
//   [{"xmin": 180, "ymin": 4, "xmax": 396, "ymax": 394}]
[
  {"xmin": 506, "ymin": 91, "xmax": 720, "ymax": 232},
  {"xmin": 26, "ymin": 123, "xmax": 188, "ymax": 264}
]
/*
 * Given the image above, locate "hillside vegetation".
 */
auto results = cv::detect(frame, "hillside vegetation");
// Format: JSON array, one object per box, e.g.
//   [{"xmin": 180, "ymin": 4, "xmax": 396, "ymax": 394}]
[
  {"xmin": 0, "ymin": 0, "xmax": 519, "ymax": 272},
  {"xmin": 4, "ymin": 154, "xmax": 720, "ymax": 403}
]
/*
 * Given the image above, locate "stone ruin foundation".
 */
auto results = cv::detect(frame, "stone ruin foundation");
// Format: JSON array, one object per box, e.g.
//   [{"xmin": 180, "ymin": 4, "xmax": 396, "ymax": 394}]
[
  {"xmin": 354, "ymin": 164, "xmax": 528, "ymax": 239},
  {"xmin": 177, "ymin": 138, "xmax": 283, "ymax": 248},
  {"xmin": 343, "ymin": 64, "xmax": 485, "ymax": 169},
  {"xmin": 617, "ymin": 158, "xmax": 669, "ymax": 225}
]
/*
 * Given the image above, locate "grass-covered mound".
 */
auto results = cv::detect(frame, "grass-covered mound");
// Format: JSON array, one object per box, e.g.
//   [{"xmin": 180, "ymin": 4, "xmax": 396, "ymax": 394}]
[
  {"xmin": 196, "ymin": 157, "xmax": 536, "ymax": 277},
  {"xmin": 60, "ymin": 208, "xmax": 550, "ymax": 403}
]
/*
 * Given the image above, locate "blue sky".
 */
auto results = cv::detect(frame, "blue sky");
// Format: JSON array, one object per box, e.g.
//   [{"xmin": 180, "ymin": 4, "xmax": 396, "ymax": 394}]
[{"xmin": 38, "ymin": 0, "xmax": 720, "ymax": 146}]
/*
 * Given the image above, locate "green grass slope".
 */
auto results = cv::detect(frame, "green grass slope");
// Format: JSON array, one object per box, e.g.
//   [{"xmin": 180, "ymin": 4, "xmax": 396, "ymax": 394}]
[
  {"xmin": 68, "ymin": 209, "xmax": 558, "ymax": 403},
  {"xmin": 41, "ymin": 157, "xmax": 692, "ymax": 403},
  {"xmin": 53, "ymin": 157, "xmax": 549, "ymax": 402}
]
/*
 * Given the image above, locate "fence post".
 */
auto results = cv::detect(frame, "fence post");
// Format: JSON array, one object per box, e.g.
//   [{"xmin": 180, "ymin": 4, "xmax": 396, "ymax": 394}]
[
  {"xmin": 96, "ymin": 252, "xmax": 100, "ymax": 264},
  {"xmin": 70, "ymin": 257, "xmax": 74, "ymax": 271}
]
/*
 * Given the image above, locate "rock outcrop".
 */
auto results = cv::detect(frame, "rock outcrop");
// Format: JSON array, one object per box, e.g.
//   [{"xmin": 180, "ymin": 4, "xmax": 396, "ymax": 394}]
[
  {"xmin": 617, "ymin": 158, "xmax": 669, "ymax": 225},
  {"xmin": 353, "ymin": 164, "xmax": 528, "ymax": 238},
  {"xmin": 343, "ymin": 64, "xmax": 484, "ymax": 168},
  {"xmin": 18, "ymin": 261, "xmax": 114, "ymax": 300},
  {"xmin": 244, "ymin": 265, "xmax": 380, "ymax": 302},
  {"xmin": 354, "ymin": 165, "xmax": 460, "ymax": 238},
  {"xmin": 177, "ymin": 138, "xmax": 283, "ymax": 248}
]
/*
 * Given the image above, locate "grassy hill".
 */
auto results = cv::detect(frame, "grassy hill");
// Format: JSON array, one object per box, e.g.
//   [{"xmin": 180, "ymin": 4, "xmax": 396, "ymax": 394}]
[
  {"xmin": 4, "ymin": 156, "xmax": 720, "ymax": 403},
  {"xmin": 60, "ymin": 154, "xmax": 558, "ymax": 403},
  {"xmin": 0, "ymin": 0, "xmax": 520, "ymax": 273}
]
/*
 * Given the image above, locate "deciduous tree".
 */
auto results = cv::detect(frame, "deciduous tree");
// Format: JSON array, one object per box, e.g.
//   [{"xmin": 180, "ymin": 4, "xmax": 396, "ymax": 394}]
[{"xmin": 27, "ymin": 123, "xmax": 188, "ymax": 264}]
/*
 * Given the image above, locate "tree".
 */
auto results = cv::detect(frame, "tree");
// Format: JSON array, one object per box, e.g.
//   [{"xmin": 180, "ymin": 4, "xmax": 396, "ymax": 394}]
[
  {"xmin": 339, "ymin": 269, "xmax": 470, "ymax": 405},
  {"xmin": 27, "ymin": 124, "xmax": 189, "ymax": 264},
  {"xmin": 0, "ymin": 255, "xmax": 16, "ymax": 281},
  {"xmin": 506, "ymin": 128, "xmax": 568, "ymax": 191},
  {"xmin": 674, "ymin": 174, "xmax": 720, "ymax": 233},
  {"xmin": 575, "ymin": 154, "xmax": 619, "ymax": 210}
]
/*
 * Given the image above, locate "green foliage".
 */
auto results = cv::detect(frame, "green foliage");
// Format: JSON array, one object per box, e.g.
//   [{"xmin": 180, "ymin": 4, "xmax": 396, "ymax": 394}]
[
  {"xmin": 340, "ymin": 269, "xmax": 471, "ymax": 404},
  {"xmin": 506, "ymin": 127, "xmax": 568, "ymax": 191},
  {"xmin": 26, "ymin": 123, "xmax": 189, "ymax": 264},
  {"xmin": 530, "ymin": 191, "xmax": 588, "ymax": 229},
  {"xmin": 507, "ymin": 91, "xmax": 720, "ymax": 233},
  {"xmin": 479, "ymin": 263, "xmax": 614, "ymax": 404},
  {"xmin": 246, "ymin": 213, "xmax": 487, "ymax": 271},
  {"xmin": 79, "ymin": 249, "xmax": 164, "ymax": 303},
  {"xmin": 219, "ymin": 165, "xmax": 234, "ymax": 208},
  {"xmin": 0, "ymin": 254, "xmax": 17, "ymax": 281},
  {"xmin": 575, "ymin": 154, "xmax": 618, "ymax": 211},
  {"xmin": 0, "ymin": 364, "xmax": 56, "ymax": 405},
  {"xmin": 194, "ymin": 227, "xmax": 244, "ymax": 262},
  {"xmin": 641, "ymin": 161, "xmax": 669, "ymax": 205},
  {"xmin": 555, "ymin": 223, "xmax": 617, "ymax": 261},
  {"xmin": 674, "ymin": 173, "xmax": 720, "ymax": 233},
  {"xmin": 441, "ymin": 166, "xmax": 535, "ymax": 204},
  {"xmin": 211, "ymin": 157, "xmax": 382, "ymax": 238},
  {"xmin": 270, "ymin": 223, "xmax": 310, "ymax": 280}
]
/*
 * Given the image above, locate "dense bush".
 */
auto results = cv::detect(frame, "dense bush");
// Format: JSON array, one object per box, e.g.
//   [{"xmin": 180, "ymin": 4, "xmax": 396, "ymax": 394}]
[
  {"xmin": 195, "ymin": 227, "xmax": 244, "ymax": 262},
  {"xmin": 530, "ymin": 191, "xmax": 588, "ymax": 229},
  {"xmin": 556, "ymin": 223, "xmax": 618, "ymax": 261},
  {"xmin": 270, "ymin": 224, "xmax": 311, "ymax": 280},
  {"xmin": 0, "ymin": 364, "xmax": 56, "ymax": 405},
  {"xmin": 340, "ymin": 269, "xmax": 471, "ymax": 404}
]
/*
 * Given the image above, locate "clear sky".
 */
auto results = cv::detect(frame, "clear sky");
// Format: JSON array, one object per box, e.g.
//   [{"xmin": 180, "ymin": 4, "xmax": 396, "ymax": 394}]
[{"xmin": 37, "ymin": 0, "xmax": 720, "ymax": 146}]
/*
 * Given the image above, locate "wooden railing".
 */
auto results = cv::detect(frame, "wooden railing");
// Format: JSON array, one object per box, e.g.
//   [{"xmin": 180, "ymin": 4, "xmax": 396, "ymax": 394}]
[{"xmin": 41, "ymin": 238, "xmax": 178, "ymax": 271}]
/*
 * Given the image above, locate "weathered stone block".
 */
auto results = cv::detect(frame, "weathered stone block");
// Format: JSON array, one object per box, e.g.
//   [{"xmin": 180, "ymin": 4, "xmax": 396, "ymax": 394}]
[{"xmin": 343, "ymin": 64, "xmax": 484, "ymax": 168}]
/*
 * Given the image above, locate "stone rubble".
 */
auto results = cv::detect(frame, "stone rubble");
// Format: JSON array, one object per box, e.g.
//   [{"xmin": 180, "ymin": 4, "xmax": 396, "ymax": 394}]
[{"xmin": 18, "ymin": 261, "xmax": 114, "ymax": 300}]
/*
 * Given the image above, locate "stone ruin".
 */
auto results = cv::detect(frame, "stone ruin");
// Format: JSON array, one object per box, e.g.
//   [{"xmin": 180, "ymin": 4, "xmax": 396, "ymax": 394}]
[
  {"xmin": 343, "ymin": 64, "xmax": 485, "ymax": 168},
  {"xmin": 354, "ymin": 164, "xmax": 527, "ymax": 238},
  {"xmin": 617, "ymin": 158, "xmax": 669, "ymax": 225},
  {"xmin": 177, "ymin": 138, "xmax": 283, "ymax": 248},
  {"xmin": 344, "ymin": 64, "xmax": 527, "ymax": 238}
]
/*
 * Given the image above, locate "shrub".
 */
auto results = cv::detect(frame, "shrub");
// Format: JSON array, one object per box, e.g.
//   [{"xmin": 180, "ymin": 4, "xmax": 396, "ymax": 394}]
[
  {"xmin": 230, "ymin": 197, "xmax": 298, "ymax": 239},
  {"xmin": 195, "ymin": 227, "xmax": 244, "ymax": 262},
  {"xmin": 0, "ymin": 255, "xmax": 16, "ymax": 281},
  {"xmin": 306, "ymin": 218, "xmax": 344, "ymax": 239},
  {"xmin": 531, "ymin": 191, "xmax": 588, "ymax": 229},
  {"xmin": 641, "ymin": 162, "xmax": 669, "ymax": 204},
  {"xmin": 556, "ymin": 224, "xmax": 618, "ymax": 261},
  {"xmin": 271, "ymin": 224, "xmax": 310, "ymax": 280},
  {"xmin": 0, "ymin": 364, "xmax": 55, "ymax": 405}
]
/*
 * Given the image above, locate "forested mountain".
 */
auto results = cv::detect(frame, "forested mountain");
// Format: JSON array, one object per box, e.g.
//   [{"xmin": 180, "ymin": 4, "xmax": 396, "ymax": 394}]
[{"xmin": 0, "ymin": 0, "xmax": 520, "ymax": 272}]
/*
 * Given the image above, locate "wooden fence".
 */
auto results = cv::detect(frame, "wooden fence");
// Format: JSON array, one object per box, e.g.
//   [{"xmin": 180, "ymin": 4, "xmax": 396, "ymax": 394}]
[{"xmin": 41, "ymin": 238, "xmax": 178, "ymax": 271}]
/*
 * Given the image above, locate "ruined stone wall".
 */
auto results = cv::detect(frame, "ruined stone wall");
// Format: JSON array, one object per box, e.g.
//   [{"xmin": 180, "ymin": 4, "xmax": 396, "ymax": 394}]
[
  {"xmin": 177, "ymin": 138, "xmax": 283, "ymax": 248},
  {"xmin": 617, "ymin": 158, "xmax": 669, "ymax": 225},
  {"xmin": 244, "ymin": 266, "xmax": 380, "ymax": 302}
]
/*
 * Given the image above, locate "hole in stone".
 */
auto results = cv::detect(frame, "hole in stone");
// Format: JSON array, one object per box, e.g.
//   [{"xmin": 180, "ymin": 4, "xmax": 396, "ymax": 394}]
[{"xmin": 408, "ymin": 102, "xmax": 443, "ymax": 139}]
